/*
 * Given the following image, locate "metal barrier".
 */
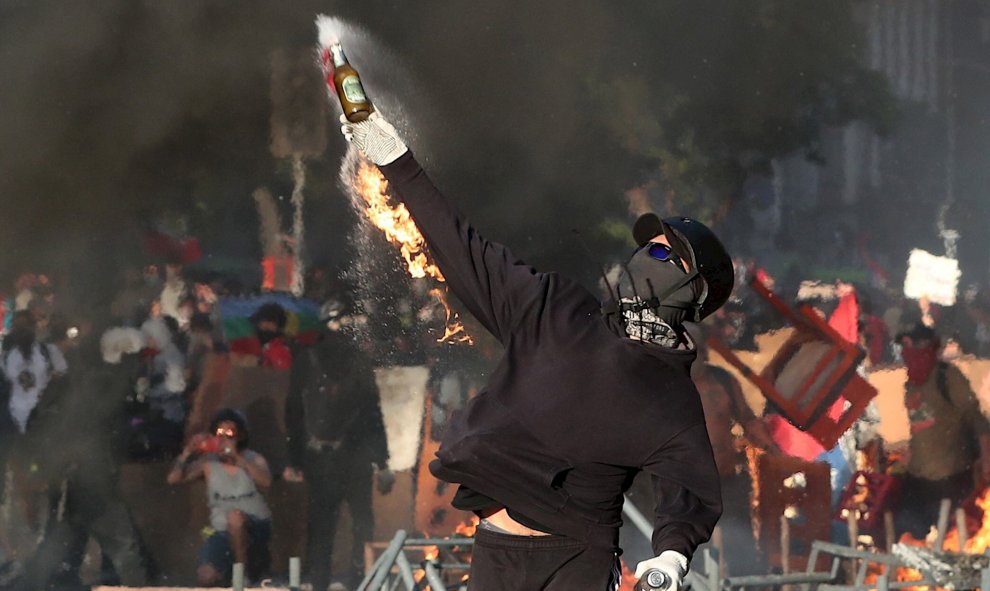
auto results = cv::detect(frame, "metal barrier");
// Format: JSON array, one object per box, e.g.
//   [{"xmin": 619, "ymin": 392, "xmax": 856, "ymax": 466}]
[
  {"xmin": 621, "ymin": 497, "xmax": 947, "ymax": 591},
  {"xmin": 358, "ymin": 499, "xmax": 661, "ymax": 590},
  {"xmin": 358, "ymin": 497, "xmax": 966, "ymax": 590},
  {"xmin": 357, "ymin": 530, "xmax": 472, "ymax": 591}
]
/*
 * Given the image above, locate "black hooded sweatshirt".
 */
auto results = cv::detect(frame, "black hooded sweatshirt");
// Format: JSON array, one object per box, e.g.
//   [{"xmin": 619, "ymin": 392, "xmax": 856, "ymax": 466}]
[{"xmin": 379, "ymin": 152, "xmax": 721, "ymax": 559}]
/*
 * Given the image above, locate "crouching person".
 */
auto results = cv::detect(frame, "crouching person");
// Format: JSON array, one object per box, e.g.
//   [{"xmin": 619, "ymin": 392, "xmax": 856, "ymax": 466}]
[{"xmin": 167, "ymin": 408, "xmax": 272, "ymax": 586}]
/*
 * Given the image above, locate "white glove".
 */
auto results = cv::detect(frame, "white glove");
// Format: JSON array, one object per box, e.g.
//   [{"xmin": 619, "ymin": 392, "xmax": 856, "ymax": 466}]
[
  {"xmin": 634, "ymin": 550, "xmax": 688, "ymax": 590},
  {"xmin": 339, "ymin": 112, "xmax": 408, "ymax": 166}
]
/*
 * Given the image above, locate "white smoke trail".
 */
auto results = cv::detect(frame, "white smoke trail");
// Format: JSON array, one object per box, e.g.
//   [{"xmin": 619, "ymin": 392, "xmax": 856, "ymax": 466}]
[
  {"xmin": 898, "ymin": 0, "xmax": 910, "ymax": 96},
  {"xmin": 939, "ymin": 1, "xmax": 958, "ymax": 259},
  {"xmin": 927, "ymin": 0, "xmax": 939, "ymax": 111},
  {"xmin": 912, "ymin": 0, "xmax": 925, "ymax": 102},
  {"xmin": 290, "ymin": 155, "xmax": 306, "ymax": 297}
]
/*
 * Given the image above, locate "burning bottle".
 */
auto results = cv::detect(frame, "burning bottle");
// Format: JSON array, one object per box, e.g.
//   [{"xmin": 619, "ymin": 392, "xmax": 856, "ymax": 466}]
[{"xmin": 329, "ymin": 42, "xmax": 373, "ymax": 122}]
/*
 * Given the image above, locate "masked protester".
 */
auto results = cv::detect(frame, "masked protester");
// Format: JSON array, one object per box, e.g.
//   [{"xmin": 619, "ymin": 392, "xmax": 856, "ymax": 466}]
[
  {"xmin": 894, "ymin": 323, "xmax": 990, "ymax": 539},
  {"xmin": 340, "ymin": 112, "xmax": 733, "ymax": 590},
  {"xmin": 283, "ymin": 299, "xmax": 392, "ymax": 591},
  {"xmin": 250, "ymin": 303, "xmax": 292, "ymax": 370}
]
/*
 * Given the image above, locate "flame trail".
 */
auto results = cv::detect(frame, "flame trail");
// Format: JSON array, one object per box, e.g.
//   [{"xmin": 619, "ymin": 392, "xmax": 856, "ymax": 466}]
[
  {"xmin": 430, "ymin": 288, "xmax": 474, "ymax": 345},
  {"xmin": 317, "ymin": 14, "xmax": 470, "ymax": 343},
  {"xmin": 339, "ymin": 149, "xmax": 471, "ymax": 344}
]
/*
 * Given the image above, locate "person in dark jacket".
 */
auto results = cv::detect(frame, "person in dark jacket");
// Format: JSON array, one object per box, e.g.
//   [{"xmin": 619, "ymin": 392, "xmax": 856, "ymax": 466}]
[
  {"xmin": 340, "ymin": 112, "xmax": 734, "ymax": 590},
  {"xmin": 284, "ymin": 312, "xmax": 392, "ymax": 591},
  {"xmin": 14, "ymin": 324, "xmax": 148, "ymax": 591}
]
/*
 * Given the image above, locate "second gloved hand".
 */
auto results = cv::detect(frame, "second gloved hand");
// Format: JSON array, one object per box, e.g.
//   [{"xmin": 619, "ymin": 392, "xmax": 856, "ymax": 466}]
[
  {"xmin": 340, "ymin": 112, "xmax": 408, "ymax": 166},
  {"xmin": 634, "ymin": 551, "xmax": 688, "ymax": 590}
]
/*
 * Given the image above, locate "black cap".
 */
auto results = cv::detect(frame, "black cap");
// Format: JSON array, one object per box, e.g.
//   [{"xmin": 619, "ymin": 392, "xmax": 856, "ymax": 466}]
[
  {"xmin": 632, "ymin": 213, "xmax": 694, "ymax": 266},
  {"xmin": 632, "ymin": 213, "xmax": 734, "ymax": 321}
]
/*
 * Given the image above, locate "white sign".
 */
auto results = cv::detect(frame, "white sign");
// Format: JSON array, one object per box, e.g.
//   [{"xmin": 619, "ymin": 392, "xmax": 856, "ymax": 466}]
[
  {"xmin": 375, "ymin": 365, "xmax": 429, "ymax": 472},
  {"xmin": 903, "ymin": 248, "xmax": 960, "ymax": 306}
]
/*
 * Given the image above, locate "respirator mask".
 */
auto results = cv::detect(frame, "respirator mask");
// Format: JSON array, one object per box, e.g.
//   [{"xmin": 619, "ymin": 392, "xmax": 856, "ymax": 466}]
[{"xmin": 615, "ymin": 242, "xmax": 702, "ymax": 347}]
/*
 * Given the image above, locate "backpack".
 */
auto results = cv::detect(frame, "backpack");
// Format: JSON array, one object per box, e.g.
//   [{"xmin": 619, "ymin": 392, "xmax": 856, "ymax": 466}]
[{"xmin": 933, "ymin": 361, "xmax": 989, "ymax": 467}]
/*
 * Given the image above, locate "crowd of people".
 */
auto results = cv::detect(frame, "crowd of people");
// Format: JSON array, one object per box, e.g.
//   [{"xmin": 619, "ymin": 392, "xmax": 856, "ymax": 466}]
[
  {"xmin": 680, "ymin": 260, "xmax": 990, "ymax": 576},
  {"xmin": 0, "ymin": 264, "xmax": 398, "ymax": 591},
  {"xmin": 1, "ymin": 243, "xmax": 990, "ymax": 589}
]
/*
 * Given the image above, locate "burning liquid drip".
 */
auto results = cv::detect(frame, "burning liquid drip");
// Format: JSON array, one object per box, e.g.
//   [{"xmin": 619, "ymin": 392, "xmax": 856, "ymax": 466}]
[
  {"xmin": 430, "ymin": 288, "xmax": 473, "ymax": 345},
  {"xmin": 341, "ymin": 153, "xmax": 471, "ymax": 344}
]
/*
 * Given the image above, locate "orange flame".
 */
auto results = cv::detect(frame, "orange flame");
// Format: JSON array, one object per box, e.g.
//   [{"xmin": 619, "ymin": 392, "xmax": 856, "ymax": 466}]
[
  {"xmin": 943, "ymin": 487, "xmax": 990, "ymax": 553},
  {"xmin": 413, "ymin": 546, "xmax": 442, "ymax": 586},
  {"xmin": 746, "ymin": 446, "xmax": 764, "ymax": 541},
  {"xmin": 454, "ymin": 514, "xmax": 480, "ymax": 538},
  {"xmin": 351, "ymin": 159, "xmax": 471, "ymax": 344},
  {"xmin": 353, "ymin": 161, "xmax": 442, "ymax": 280},
  {"xmin": 864, "ymin": 489, "xmax": 990, "ymax": 591},
  {"xmin": 430, "ymin": 288, "xmax": 474, "ymax": 345},
  {"xmin": 617, "ymin": 559, "xmax": 638, "ymax": 591},
  {"xmin": 864, "ymin": 563, "xmax": 926, "ymax": 590}
]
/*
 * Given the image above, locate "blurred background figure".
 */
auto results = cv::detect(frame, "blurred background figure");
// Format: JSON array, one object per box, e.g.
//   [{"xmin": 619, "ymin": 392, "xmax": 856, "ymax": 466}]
[
  {"xmin": 285, "ymin": 296, "xmax": 392, "ymax": 591},
  {"xmin": 690, "ymin": 325, "xmax": 779, "ymax": 576},
  {"xmin": 893, "ymin": 323, "xmax": 990, "ymax": 540}
]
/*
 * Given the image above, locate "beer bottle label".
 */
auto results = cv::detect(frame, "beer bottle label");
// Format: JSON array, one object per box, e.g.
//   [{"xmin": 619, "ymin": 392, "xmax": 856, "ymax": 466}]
[{"xmin": 341, "ymin": 75, "xmax": 368, "ymax": 103}]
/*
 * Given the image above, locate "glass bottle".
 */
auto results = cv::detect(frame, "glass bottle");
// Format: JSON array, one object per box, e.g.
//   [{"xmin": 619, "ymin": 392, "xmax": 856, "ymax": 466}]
[{"xmin": 330, "ymin": 42, "xmax": 373, "ymax": 122}]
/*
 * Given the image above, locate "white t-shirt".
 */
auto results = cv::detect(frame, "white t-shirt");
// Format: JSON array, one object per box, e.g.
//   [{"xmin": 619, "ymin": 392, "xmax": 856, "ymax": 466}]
[{"xmin": 4, "ymin": 343, "xmax": 68, "ymax": 432}]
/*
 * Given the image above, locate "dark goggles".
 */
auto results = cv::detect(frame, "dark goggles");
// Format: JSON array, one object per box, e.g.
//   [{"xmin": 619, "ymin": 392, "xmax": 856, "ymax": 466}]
[{"xmin": 645, "ymin": 242, "xmax": 686, "ymax": 272}]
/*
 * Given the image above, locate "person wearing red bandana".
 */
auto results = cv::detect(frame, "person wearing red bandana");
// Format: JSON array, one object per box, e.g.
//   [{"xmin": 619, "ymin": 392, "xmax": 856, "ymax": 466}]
[{"xmin": 894, "ymin": 322, "xmax": 990, "ymax": 539}]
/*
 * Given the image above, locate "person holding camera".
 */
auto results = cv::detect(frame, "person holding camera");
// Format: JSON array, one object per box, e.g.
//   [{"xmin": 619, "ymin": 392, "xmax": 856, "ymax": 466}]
[{"xmin": 167, "ymin": 408, "xmax": 272, "ymax": 586}]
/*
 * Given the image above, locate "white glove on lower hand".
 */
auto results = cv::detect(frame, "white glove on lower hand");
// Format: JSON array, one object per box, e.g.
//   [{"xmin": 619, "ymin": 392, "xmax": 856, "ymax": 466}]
[
  {"xmin": 634, "ymin": 550, "xmax": 688, "ymax": 590},
  {"xmin": 340, "ymin": 112, "xmax": 408, "ymax": 166}
]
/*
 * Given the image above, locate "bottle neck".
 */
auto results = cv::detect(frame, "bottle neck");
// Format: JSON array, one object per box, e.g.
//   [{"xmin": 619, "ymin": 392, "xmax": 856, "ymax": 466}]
[{"xmin": 330, "ymin": 44, "xmax": 348, "ymax": 68}]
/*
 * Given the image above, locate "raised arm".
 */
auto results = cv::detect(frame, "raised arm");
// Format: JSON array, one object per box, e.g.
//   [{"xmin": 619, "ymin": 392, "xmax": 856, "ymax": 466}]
[
  {"xmin": 341, "ymin": 113, "xmax": 546, "ymax": 343},
  {"xmin": 167, "ymin": 436, "xmax": 209, "ymax": 485}
]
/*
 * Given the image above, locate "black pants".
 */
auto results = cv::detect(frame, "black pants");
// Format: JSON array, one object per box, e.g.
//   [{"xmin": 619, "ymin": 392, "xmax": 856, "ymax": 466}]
[
  {"xmin": 895, "ymin": 470, "xmax": 974, "ymax": 539},
  {"xmin": 16, "ymin": 479, "xmax": 147, "ymax": 590},
  {"xmin": 469, "ymin": 526, "xmax": 620, "ymax": 591},
  {"xmin": 303, "ymin": 449, "xmax": 374, "ymax": 591}
]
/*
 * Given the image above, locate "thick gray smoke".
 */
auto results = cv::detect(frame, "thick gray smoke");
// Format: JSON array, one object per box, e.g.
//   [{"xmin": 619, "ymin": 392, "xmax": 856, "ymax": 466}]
[
  {"xmin": 0, "ymin": 2, "xmax": 645, "ymax": 289},
  {"xmin": 4, "ymin": 1, "xmax": 987, "ymax": 300}
]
